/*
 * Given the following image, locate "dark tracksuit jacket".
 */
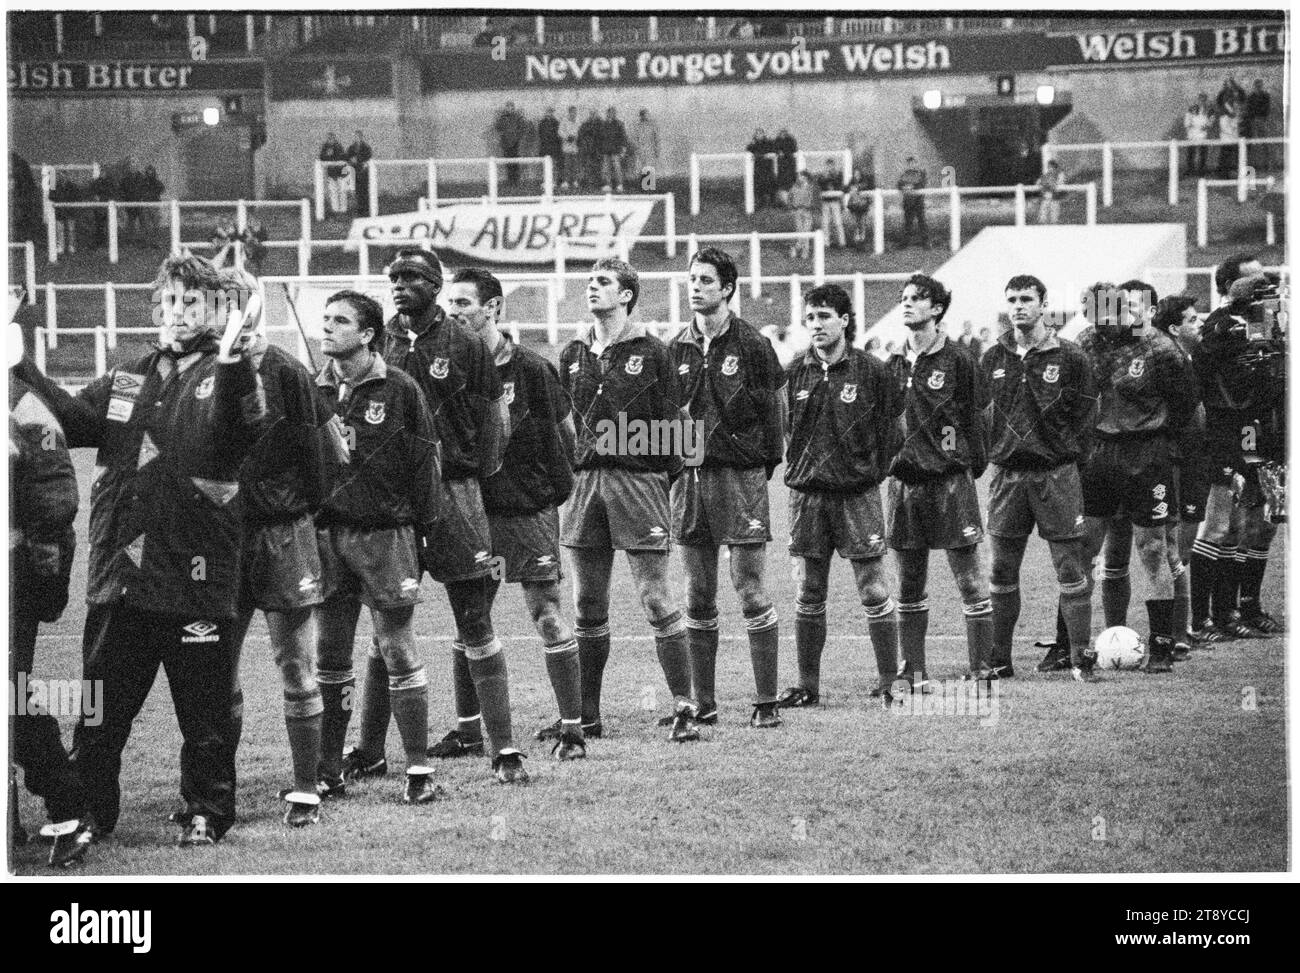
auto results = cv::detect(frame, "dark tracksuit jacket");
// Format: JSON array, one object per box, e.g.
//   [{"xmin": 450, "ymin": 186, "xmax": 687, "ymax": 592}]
[
  {"xmin": 315, "ymin": 353, "xmax": 441, "ymax": 530},
  {"xmin": 1076, "ymin": 325, "xmax": 1197, "ymax": 443},
  {"xmin": 885, "ymin": 335, "xmax": 987, "ymax": 483},
  {"xmin": 381, "ymin": 303, "xmax": 506, "ymax": 482},
  {"xmin": 560, "ymin": 321, "xmax": 685, "ymax": 476},
  {"xmin": 670, "ymin": 314, "xmax": 785, "ymax": 474},
  {"xmin": 482, "ymin": 336, "xmax": 574, "ymax": 516},
  {"xmin": 981, "ymin": 332, "xmax": 1098, "ymax": 470},
  {"xmin": 785, "ymin": 346, "xmax": 902, "ymax": 494},
  {"xmin": 240, "ymin": 341, "xmax": 328, "ymax": 526}
]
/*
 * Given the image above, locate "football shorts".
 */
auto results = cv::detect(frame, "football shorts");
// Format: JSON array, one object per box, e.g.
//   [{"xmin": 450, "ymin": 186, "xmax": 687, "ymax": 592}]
[
  {"xmin": 788, "ymin": 486, "xmax": 887, "ymax": 561},
  {"xmin": 886, "ymin": 470, "xmax": 984, "ymax": 550},
  {"xmin": 987, "ymin": 463, "xmax": 1087, "ymax": 541},
  {"xmin": 561, "ymin": 467, "xmax": 672, "ymax": 551},
  {"xmin": 318, "ymin": 524, "xmax": 422, "ymax": 609},
  {"xmin": 239, "ymin": 515, "xmax": 324, "ymax": 612},
  {"xmin": 671, "ymin": 465, "xmax": 772, "ymax": 547}
]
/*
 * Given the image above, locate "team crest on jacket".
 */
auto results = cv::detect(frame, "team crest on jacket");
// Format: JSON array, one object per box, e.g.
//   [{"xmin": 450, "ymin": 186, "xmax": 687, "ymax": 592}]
[
  {"xmin": 1128, "ymin": 358, "xmax": 1146, "ymax": 378},
  {"xmin": 1042, "ymin": 364, "xmax": 1060, "ymax": 384},
  {"xmin": 625, "ymin": 355, "xmax": 644, "ymax": 376},
  {"xmin": 194, "ymin": 376, "xmax": 214, "ymax": 399},
  {"xmin": 927, "ymin": 370, "xmax": 945, "ymax": 390},
  {"xmin": 503, "ymin": 382, "xmax": 515, "ymax": 405},
  {"xmin": 364, "ymin": 400, "xmax": 386, "ymax": 425},
  {"xmin": 429, "ymin": 357, "xmax": 450, "ymax": 380},
  {"xmin": 840, "ymin": 383, "xmax": 858, "ymax": 404},
  {"xmin": 721, "ymin": 355, "xmax": 739, "ymax": 376}
]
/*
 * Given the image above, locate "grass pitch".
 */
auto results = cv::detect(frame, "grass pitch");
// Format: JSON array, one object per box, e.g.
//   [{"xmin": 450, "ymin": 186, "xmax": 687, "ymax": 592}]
[{"xmin": 8, "ymin": 452, "xmax": 1289, "ymax": 875}]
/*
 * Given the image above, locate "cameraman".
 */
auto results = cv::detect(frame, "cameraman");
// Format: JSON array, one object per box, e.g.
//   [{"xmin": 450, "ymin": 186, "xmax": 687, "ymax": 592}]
[{"xmin": 1191, "ymin": 257, "xmax": 1285, "ymax": 638}]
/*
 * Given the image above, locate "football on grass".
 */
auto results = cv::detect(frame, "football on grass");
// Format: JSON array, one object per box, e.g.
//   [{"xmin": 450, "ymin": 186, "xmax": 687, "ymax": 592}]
[{"xmin": 1094, "ymin": 626, "xmax": 1146, "ymax": 670}]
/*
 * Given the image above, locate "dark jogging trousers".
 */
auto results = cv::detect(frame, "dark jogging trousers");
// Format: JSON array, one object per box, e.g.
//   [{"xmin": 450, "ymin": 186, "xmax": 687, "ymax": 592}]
[{"xmin": 72, "ymin": 603, "xmax": 237, "ymax": 838}]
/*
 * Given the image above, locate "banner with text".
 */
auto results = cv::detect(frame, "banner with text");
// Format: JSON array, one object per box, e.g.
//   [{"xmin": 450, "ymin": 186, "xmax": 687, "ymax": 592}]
[
  {"xmin": 8, "ymin": 59, "xmax": 264, "ymax": 94},
  {"xmin": 348, "ymin": 197, "xmax": 658, "ymax": 265},
  {"xmin": 421, "ymin": 21, "xmax": 1286, "ymax": 90}
]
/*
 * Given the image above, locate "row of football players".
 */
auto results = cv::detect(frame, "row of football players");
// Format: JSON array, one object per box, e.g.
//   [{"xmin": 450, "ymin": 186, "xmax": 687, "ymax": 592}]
[{"xmin": 13, "ymin": 244, "xmax": 1281, "ymax": 861}]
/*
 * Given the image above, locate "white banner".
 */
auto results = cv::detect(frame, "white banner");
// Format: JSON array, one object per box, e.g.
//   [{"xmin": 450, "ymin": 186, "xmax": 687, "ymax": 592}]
[{"xmin": 348, "ymin": 197, "xmax": 657, "ymax": 265}]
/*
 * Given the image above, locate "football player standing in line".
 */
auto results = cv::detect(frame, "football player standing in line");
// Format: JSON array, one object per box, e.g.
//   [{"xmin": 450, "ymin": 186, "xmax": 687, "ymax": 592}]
[
  {"xmin": 313, "ymin": 290, "xmax": 444, "ymax": 804},
  {"xmin": 213, "ymin": 268, "xmax": 332, "ymax": 827},
  {"xmin": 884, "ymin": 274, "xmax": 995, "ymax": 685},
  {"xmin": 14, "ymin": 254, "xmax": 266, "ymax": 846},
  {"xmin": 558, "ymin": 257, "xmax": 698, "ymax": 742},
  {"xmin": 778, "ymin": 284, "xmax": 904, "ymax": 707},
  {"xmin": 980, "ymin": 276, "xmax": 1099, "ymax": 681},
  {"xmin": 666, "ymin": 248, "xmax": 786, "ymax": 729},
  {"xmin": 1053, "ymin": 282, "xmax": 1197, "ymax": 673},
  {"xmin": 1151, "ymin": 294, "xmax": 1211, "ymax": 647},
  {"xmin": 348, "ymin": 248, "xmax": 526, "ymax": 783},
  {"xmin": 443, "ymin": 268, "xmax": 587, "ymax": 761}
]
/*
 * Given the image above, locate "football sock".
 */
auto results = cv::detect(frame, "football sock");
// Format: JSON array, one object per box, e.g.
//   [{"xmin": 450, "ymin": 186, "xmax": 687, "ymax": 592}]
[
  {"xmin": 653, "ymin": 612, "xmax": 692, "ymax": 702},
  {"xmin": 744, "ymin": 606, "xmax": 780, "ymax": 706},
  {"xmin": 793, "ymin": 601, "xmax": 827, "ymax": 693},
  {"xmin": 543, "ymin": 639, "xmax": 582, "ymax": 725},
  {"xmin": 1055, "ymin": 604, "xmax": 1070, "ymax": 651},
  {"xmin": 896, "ymin": 598, "xmax": 928, "ymax": 679},
  {"xmin": 1212, "ymin": 545, "xmax": 1240, "ymax": 622},
  {"xmin": 865, "ymin": 599, "xmax": 901, "ymax": 686},
  {"xmin": 1100, "ymin": 566, "xmax": 1130, "ymax": 629},
  {"xmin": 284, "ymin": 690, "xmax": 324, "ymax": 794},
  {"xmin": 464, "ymin": 639, "xmax": 513, "ymax": 757},
  {"xmin": 989, "ymin": 587, "xmax": 1020, "ymax": 669},
  {"xmin": 1238, "ymin": 548, "xmax": 1269, "ymax": 614},
  {"xmin": 229, "ymin": 685, "xmax": 244, "ymax": 752},
  {"xmin": 576, "ymin": 619, "xmax": 611, "ymax": 725},
  {"xmin": 356, "ymin": 647, "xmax": 391, "ymax": 758},
  {"xmin": 1230, "ymin": 549, "xmax": 1247, "ymax": 611},
  {"xmin": 962, "ymin": 598, "xmax": 994, "ymax": 672},
  {"xmin": 1146, "ymin": 598, "xmax": 1175, "ymax": 641},
  {"xmin": 1190, "ymin": 540, "xmax": 1219, "ymax": 625},
  {"xmin": 316, "ymin": 672, "xmax": 354, "ymax": 780},
  {"xmin": 388, "ymin": 669, "xmax": 430, "ymax": 769},
  {"xmin": 1060, "ymin": 585, "xmax": 1093, "ymax": 667},
  {"xmin": 450, "ymin": 643, "xmax": 483, "ymax": 742},
  {"xmin": 686, "ymin": 613, "xmax": 720, "ymax": 711},
  {"xmin": 1171, "ymin": 565, "xmax": 1190, "ymax": 640}
]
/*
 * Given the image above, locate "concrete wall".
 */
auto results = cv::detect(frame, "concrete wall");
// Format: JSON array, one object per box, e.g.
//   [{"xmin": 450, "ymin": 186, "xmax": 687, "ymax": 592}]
[
  {"xmin": 9, "ymin": 94, "xmax": 226, "ymax": 197},
  {"xmin": 9, "ymin": 59, "xmax": 1285, "ymax": 199}
]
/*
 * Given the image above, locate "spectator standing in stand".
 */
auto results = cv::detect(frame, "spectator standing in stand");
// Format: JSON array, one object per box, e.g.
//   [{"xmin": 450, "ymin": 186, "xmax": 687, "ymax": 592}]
[
  {"xmin": 346, "ymin": 131, "xmax": 373, "ymax": 216},
  {"xmin": 558, "ymin": 106, "xmax": 581, "ymax": 191},
  {"xmin": 956, "ymin": 319, "xmax": 982, "ymax": 360},
  {"xmin": 1243, "ymin": 80, "xmax": 1272, "ymax": 169},
  {"xmin": 320, "ymin": 132, "xmax": 348, "ymax": 217},
  {"xmin": 578, "ymin": 109, "xmax": 603, "ymax": 192},
  {"xmin": 748, "ymin": 129, "xmax": 774, "ymax": 209},
  {"xmin": 1216, "ymin": 99, "xmax": 1241, "ymax": 177},
  {"xmin": 599, "ymin": 107, "xmax": 627, "ymax": 193},
  {"xmin": 630, "ymin": 109, "xmax": 660, "ymax": 190},
  {"xmin": 1215, "ymin": 75, "xmax": 1246, "ymax": 117},
  {"xmin": 495, "ymin": 102, "xmax": 528, "ymax": 189},
  {"xmin": 817, "ymin": 162, "xmax": 846, "ymax": 249},
  {"xmin": 788, "ymin": 171, "xmax": 815, "ymax": 259},
  {"xmin": 1036, "ymin": 159, "xmax": 1066, "ymax": 224},
  {"xmin": 897, "ymin": 156, "xmax": 929, "ymax": 250},
  {"xmin": 844, "ymin": 168, "xmax": 873, "ymax": 249},
  {"xmin": 1183, "ymin": 96, "xmax": 1213, "ymax": 177},
  {"xmin": 772, "ymin": 128, "xmax": 797, "ymax": 206},
  {"xmin": 537, "ymin": 108, "xmax": 562, "ymax": 190}
]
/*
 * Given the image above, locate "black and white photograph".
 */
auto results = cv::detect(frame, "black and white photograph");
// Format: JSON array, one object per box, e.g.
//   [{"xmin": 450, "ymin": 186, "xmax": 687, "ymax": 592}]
[{"xmin": 3, "ymin": 0, "xmax": 1292, "ymax": 890}]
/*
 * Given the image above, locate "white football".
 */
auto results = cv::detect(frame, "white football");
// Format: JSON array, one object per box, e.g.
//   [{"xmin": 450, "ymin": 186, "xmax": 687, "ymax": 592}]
[{"xmin": 1093, "ymin": 625, "xmax": 1146, "ymax": 670}]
